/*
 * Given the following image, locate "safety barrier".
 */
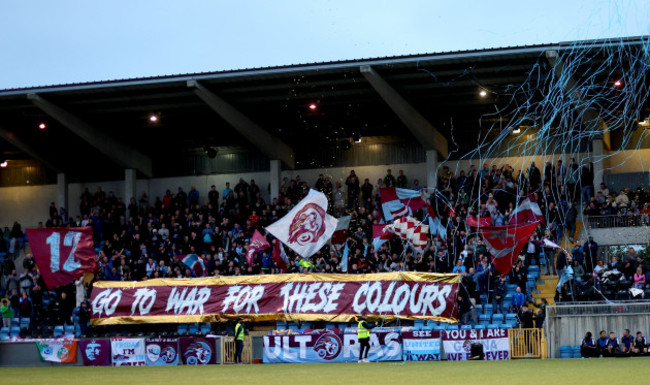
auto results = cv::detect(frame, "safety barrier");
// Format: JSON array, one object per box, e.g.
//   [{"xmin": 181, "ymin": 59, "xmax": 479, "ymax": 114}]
[
  {"xmin": 221, "ymin": 336, "xmax": 252, "ymax": 364},
  {"xmin": 509, "ymin": 328, "xmax": 546, "ymax": 359}
]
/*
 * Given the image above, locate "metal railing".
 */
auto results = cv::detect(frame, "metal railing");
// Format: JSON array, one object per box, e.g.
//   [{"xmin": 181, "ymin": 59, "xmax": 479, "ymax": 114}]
[
  {"xmin": 509, "ymin": 328, "xmax": 546, "ymax": 359},
  {"xmin": 585, "ymin": 214, "xmax": 650, "ymax": 228},
  {"xmin": 221, "ymin": 335, "xmax": 253, "ymax": 364},
  {"xmin": 547, "ymin": 301, "xmax": 650, "ymax": 317}
]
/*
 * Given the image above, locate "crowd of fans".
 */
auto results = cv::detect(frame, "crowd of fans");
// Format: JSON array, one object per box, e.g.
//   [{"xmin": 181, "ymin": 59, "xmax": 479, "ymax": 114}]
[{"xmin": 0, "ymin": 159, "xmax": 649, "ymax": 337}]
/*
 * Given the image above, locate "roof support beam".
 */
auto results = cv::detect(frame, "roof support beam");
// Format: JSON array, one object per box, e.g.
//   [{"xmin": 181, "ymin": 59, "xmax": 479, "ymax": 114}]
[
  {"xmin": 360, "ymin": 65, "xmax": 448, "ymax": 158},
  {"xmin": 27, "ymin": 93, "xmax": 153, "ymax": 177},
  {"xmin": 0, "ymin": 125, "xmax": 63, "ymax": 173},
  {"xmin": 187, "ymin": 80, "xmax": 295, "ymax": 169}
]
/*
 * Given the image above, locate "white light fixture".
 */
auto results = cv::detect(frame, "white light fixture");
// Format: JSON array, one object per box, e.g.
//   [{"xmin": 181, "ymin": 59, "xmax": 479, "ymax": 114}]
[
  {"xmin": 149, "ymin": 114, "xmax": 159, "ymax": 123},
  {"xmin": 0, "ymin": 161, "xmax": 7, "ymax": 168},
  {"xmin": 479, "ymin": 89, "xmax": 487, "ymax": 97},
  {"xmin": 512, "ymin": 128, "xmax": 521, "ymax": 134},
  {"xmin": 640, "ymin": 117, "xmax": 650, "ymax": 127},
  {"xmin": 38, "ymin": 122, "xmax": 47, "ymax": 130}
]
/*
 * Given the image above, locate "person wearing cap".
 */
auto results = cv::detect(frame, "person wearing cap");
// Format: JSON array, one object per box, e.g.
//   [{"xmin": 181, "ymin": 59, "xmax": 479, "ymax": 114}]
[
  {"xmin": 234, "ymin": 317, "xmax": 246, "ymax": 364},
  {"xmin": 357, "ymin": 313, "xmax": 375, "ymax": 363}
]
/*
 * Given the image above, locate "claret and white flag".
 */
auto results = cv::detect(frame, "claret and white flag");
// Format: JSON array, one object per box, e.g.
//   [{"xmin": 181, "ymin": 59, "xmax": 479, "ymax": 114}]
[{"xmin": 266, "ymin": 189, "xmax": 338, "ymax": 259}]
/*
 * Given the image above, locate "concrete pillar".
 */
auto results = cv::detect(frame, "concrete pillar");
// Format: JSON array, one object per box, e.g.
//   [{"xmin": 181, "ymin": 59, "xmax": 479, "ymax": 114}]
[
  {"xmin": 592, "ymin": 138, "xmax": 604, "ymax": 186},
  {"xmin": 269, "ymin": 160, "xmax": 281, "ymax": 201},
  {"xmin": 57, "ymin": 173, "xmax": 68, "ymax": 214},
  {"xmin": 125, "ymin": 169, "xmax": 137, "ymax": 204},
  {"xmin": 425, "ymin": 150, "xmax": 438, "ymax": 190}
]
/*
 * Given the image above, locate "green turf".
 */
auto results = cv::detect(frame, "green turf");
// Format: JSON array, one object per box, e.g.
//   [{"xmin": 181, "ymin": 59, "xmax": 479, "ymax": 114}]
[{"xmin": 0, "ymin": 359, "xmax": 643, "ymax": 385}]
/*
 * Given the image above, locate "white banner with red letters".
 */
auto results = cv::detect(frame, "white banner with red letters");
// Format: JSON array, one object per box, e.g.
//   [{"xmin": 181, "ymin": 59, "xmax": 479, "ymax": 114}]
[{"xmin": 441, "ymin": 329, "xmax": 510, "ymax": 360}]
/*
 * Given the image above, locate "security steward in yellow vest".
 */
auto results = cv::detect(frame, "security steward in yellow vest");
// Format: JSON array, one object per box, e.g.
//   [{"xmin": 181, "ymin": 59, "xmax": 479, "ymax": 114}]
[
  {"xmin": 357, "ymin": 312, "xmax": 375, "ymax": 363},
  {"xmin": 234, "ymin": 317, "xmax": 245, "ymax": 363}
]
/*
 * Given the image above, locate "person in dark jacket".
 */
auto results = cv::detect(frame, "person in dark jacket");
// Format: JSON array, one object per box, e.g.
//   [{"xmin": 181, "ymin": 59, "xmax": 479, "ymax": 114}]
[{"xmin": 580, "ymin": 331, "xmax": 597, "ymax": 357}]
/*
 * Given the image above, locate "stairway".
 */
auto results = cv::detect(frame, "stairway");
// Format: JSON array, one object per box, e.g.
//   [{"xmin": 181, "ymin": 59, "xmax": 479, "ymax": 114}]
[{"xmin": 532, "ymin": 219, "xmax": 583, "ymax": 307}]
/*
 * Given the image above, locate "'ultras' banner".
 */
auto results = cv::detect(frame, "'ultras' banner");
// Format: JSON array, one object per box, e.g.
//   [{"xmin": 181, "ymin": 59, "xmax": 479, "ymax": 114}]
[
  {"xmin": 442, "ymin": 329, "xmax": 510, "ymax": 361},
  {"xmin": 263, "ymin": 331, "xmax": 402, "ymax": 363},
  {"xmin": 402, "ymin": 331, "xmax": 441, "ymax": 361},
  {"xmin": 90, "ymin": 272, "xmax": 459, "ymax": 325}
]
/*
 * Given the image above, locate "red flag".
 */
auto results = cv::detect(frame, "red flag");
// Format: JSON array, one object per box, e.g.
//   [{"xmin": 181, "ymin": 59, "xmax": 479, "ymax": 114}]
[
  {"xmin": 330, "ymin": 216, "xmax": 351, "ymax": 245},
  {"xmin": 478, "ymin": 221, "xmax": 540, "ymax": 275},
  {"xmin": 271, "ymin": 240, "xmax": 289, "ymax": 273},
  {"xmin": 26, "ymin": 227, "xmax": 98, "ymax": 289},
  {"xmin": 465, "ymin": 215, "xmax": 492, "ymax": 228},
  {"xmin": 247, "ymin": 230, "xmax": 270, "ymax": 265},
  {"xmin": 510, "ymin": 195, "xmax": 544, "ymax": 226},
  {"xmin": 380, "ymin": 187, "xmax": 427, "ymax": 221}
]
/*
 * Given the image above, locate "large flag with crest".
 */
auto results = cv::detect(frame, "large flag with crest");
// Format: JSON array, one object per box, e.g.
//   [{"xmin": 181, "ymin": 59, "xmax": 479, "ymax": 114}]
[
  {"xmin": 266, "ymin": 189, "xmax": 338, "ymax": 258},
  {"xmin": 478, "ymin": 221, "xmax": 540, "ymax": 275}
]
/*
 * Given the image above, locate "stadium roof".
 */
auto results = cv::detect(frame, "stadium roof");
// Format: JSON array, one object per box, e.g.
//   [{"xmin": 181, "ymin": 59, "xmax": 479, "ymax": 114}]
[{"xmin": 0, "ymin": 36, "xmax": 647, "ymax": 182}]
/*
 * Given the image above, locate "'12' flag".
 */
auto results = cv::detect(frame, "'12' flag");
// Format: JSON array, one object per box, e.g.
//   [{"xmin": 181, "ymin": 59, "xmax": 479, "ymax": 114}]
[{"xmin": 26, "ymin": 227, "xmax": 98, "ymax": 289}]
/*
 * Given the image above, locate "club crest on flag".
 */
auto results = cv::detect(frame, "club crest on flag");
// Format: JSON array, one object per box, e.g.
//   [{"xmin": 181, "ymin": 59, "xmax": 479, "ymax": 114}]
[{"xmin": 288, "ymin": 203, "xmax": 327, "ymax": 246}]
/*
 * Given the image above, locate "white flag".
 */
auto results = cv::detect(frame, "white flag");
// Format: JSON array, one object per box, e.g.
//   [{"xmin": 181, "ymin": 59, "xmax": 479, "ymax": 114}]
[{"xmin": 266, "ymin": 189, "xmax": 338, "ymax": 258}]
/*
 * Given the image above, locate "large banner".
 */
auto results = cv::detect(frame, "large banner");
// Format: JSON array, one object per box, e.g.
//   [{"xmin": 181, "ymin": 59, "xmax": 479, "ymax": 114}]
[
  {"xmin": 79, "ymin": 339, "xmax": 111, "ymax": 366},
  {"xmin": 90, "ymin": 272, "xmax": 459, "ymax": 325},
  {"xmin": 263, "ymin": 331, "xmax": 402, "ymax": 363},
  {"xmin": 111, "ymin": 338, "xmax": 146, "ymax": 366},
  {"xmin": 145, "ymin": 338, "xmax": 179, "ymax": 366},
  {"xmin": 35, "ymin": 339, "xmax": 77, "ymax": 363},
  {"xmin": 179, "ymin": 337, "xmax": 217, "ymax": 365},
  {"xmin": 442, "ymin": 329, "xmax": 510, "ymax": 361},
  {"xmin": 402, "ymin": 331, "xmax": 441, "ymax": 361},
  {"xmin": 26, "ymin": 227, "xmax": 98, "ymax": 289}
]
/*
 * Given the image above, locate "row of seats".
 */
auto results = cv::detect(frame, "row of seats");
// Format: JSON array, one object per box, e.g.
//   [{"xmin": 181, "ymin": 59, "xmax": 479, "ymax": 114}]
[
  {"xmin": 413, "ymin": 321, "xmax": 514, "ymax": 331},
  {"xmin": 560, "ymin": 345, "xmax": 583, "ymax": 359},
  {"xmin": 177, "ymin": 323, "xmax": 211, "ymax": 335}
]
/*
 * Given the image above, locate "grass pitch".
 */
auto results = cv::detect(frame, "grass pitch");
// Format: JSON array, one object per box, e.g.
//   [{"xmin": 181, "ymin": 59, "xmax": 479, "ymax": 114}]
[{"xmin": 1, "ymin": 359, "xmax": 643, "ymax": 385}]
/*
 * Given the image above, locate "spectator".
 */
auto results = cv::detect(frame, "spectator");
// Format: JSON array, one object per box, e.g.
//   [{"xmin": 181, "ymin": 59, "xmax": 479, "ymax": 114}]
[
  {"xmin": 208, "ymin": 185, "xmax": 219, "ymax": 206},
  {"xmin": 396, "ymin": 170, "xmax": 408, "ymax": 188},
  {"xmin": 621, "ymin": 329, "xmax": 634, "ymax": 354},
  {"xmin": 512, "ymin": 286, "xmax": 525, "ymax": 309},
  {"xmin": 1, "ymin": 298, "xmax": 12, "ymax": 327},
  {"xmin": 597, "ymin": 330, "xmax": 609, "ymax": 357},
  {"xmin": 632, "ymin": 331, "xmax": 647, "ymax": 354},
  {"xmin": 634, "ymin": 266, "xmax": 646, "ymax": 289},
  {"xmin": 383, "ymin": 169, "xmax": 396, "ymax": 187},
  {"xmin": 580, "ymin": 331, "xmax": 597, "ymax": 358},
  {"xmin": 493, "ymin": 275, "xmax": 507, "ymax": 314},
  {"xmin": 606, "ymin": 331, "xmax": 620, "ymax": 356}
]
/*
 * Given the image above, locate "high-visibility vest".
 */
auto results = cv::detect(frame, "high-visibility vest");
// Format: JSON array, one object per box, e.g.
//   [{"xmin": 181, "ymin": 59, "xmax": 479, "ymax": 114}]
[
  {"xmin": 235, "ymin": 323, "xmax": 245, "ymax": 341},
  {"xmin": 357, "ymin": 320, "xmax": 369, "ymax": 339}
]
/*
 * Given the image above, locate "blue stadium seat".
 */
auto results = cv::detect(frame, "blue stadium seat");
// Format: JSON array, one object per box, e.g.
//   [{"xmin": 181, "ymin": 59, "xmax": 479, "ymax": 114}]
[
  {"xmin": 446, "ymin": 324, "xmax": 460, "ymax": 331},
  {"xmin": 177, "ymin": 324, "xmax": 188, "ymax": 335},
  {"xmin": 499, "ymin": 323, "xmax": 512, "ymax": 329},
  {"xmin": 483, "ymin": 304, "xmax": 493, "ymax": 315},
  {"xmin": 301, "ymin": 322, "xmax": 313, "ymax": 329},
  {"xmin": 487, "ymin": 324, "xmax": 500, "ymax": 330},
  {"xmin": 53, "ymin": 325, "xmax": 64, "ymax": 338},
  {"xmin": 572, "ymin": 345, "xmax": 582, "ymax": 359},
  {"xmin": 0, "ymin": 326, "xmax": 9, "ymax": 340},
  {"xmin": 20, "ymin": 318, "xmax": 30, "ymax": 329},
  {"xmin": 11, "ymin": 318, "xmax": 19, "ymax": 326},
  {"xmin": 325, "ymin": 323, "xmax": 336, "ymax": 329},
  {"xmin": 505, "ymin": 313, "xmax": 517, "ymax": 321},
  {"xmin": 64, "ymin": 325, "xmax": 75, "ymax": 335},
  {"xmin": 460, "ymin": 325, "xmax": 472, "ymax": 331},
  {"xmin": 287, "ymin": 322, "xmax": 299, "ymax": 330},
  {"xmin": 200, "ymin": 324, "xmax": 211, "ymax": 335},
  {"xmin": 10, "ymin": 326, "xmax": 21, "ymax": 337},
  {"xmin": 492, "ymin": 314, "xmax": 505, "ymax": 323},
  {"xmin": 413, "ymin": 320, "xmax": 425, "ymax": 330},
  {"xmin": 506, "ymin": 284, "xmax": 517, "ymax": 292},
  {"xmin": 275, "ymin": 321, "xmax": 287, "ymax": 330},
  {"xmin": 480, "ymin": 295, "xmax": 489, "ymax": 305},
  {"xmin": 528, "ymin": 265, "xmax": 539, "ymax": 273},
  {"xmin": 479, "ymin": 314, "xmax": 491, "ymax": 325},
  {"xmin": 474, "ymin": 324, "xmax": 486, "ymax": 330},
  {"xmin": 559, "ymin": 345, "xmax": 573, "ymax": 359},
  {"xmin": 188, "ymin": 323, "xmax": 199, "ymax": 335},
  {"xmin": 432, "ymin": 324, "xmax": 446, "ymax": 331},
  {"xmin": 474, "ymin": 304, "xmax": 483, "ymax": 314}
]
